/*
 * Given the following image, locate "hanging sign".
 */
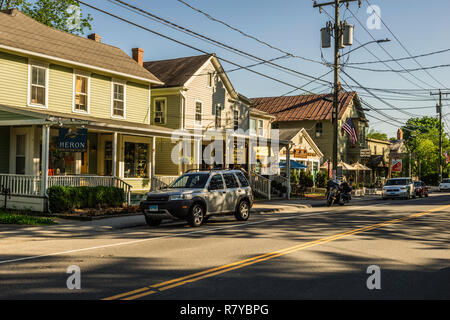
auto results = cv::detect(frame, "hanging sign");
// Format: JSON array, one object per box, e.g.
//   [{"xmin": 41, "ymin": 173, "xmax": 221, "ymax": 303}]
[
  {"xmin": 391, "ymin": 159, "xmax": 402, "ymax": 172},
  {"xmin": 58, "ymin": 127, "xmax": 88, "ymax": 152}
]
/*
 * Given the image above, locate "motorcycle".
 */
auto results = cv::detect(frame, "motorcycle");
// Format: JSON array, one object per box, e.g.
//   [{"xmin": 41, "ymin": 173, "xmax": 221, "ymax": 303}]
[{"xmin": 326, "ymin": 179, "xmax": 352, "ymax": 207}]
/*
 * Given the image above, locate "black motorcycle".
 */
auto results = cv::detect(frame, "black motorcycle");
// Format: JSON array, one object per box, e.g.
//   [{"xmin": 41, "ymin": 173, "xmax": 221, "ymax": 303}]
[{"xmin": 326, "ymin": 179, "xmax": 352, "ymax": 206}]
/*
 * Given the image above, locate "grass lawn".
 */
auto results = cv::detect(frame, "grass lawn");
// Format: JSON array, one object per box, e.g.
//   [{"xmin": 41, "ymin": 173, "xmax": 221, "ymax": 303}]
[{"xmin": 0, "ymin": 211, "xmax": 56, "ymax": 225}]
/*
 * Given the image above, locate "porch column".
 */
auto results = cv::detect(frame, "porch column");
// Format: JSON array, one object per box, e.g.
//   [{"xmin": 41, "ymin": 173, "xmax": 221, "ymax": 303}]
[
  {"xmin": 151, "ymin": 136, "xmax": 156, "ymax": 191},
  {"xmin": 112, "ymin": 132, "xmax": 117, "ymax": 177},
  {"xmin": 41, "ymin": 125, "xmax": 49, "ymax": 196},
  {"xmin": 286, "ymin": 143, "xmax": 291, "ymax": 200}
]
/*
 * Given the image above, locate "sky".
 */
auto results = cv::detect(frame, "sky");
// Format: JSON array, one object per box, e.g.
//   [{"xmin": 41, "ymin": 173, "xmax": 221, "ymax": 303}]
[{"xmin": 79, "ymin": 0, "xmax": 450, "ymax": 138}]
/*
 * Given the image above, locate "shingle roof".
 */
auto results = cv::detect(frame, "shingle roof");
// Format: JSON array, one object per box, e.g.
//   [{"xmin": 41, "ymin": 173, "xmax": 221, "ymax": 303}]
[
  {"xmin": 252, "ymin": 92, "xmax": 357, "ymax": 121},
  {"xmin": 0, "ymin": 9, "xmax": 162, "ymax": 84},
  {"xmin": 143, "ymin": 54, "xmax": 212, "ymax": 87}
]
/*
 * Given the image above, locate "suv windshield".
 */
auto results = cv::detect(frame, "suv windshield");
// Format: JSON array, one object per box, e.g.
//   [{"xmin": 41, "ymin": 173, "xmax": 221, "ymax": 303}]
[
  {"xmin": 385, "ymin": 179, "xmax": 409, "ymax": 186},
  {"xmin": 170, "ymin": 173, "xmax": 209, "ymax": 189},
  {"xmin": 442, "ymin": 179, "xmax": 450, "ymax": 183}
]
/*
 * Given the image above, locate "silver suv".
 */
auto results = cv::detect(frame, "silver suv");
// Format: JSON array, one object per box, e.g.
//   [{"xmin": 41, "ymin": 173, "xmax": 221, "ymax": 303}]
[
  {"xmin": 382, "ymin": 177, "xmax": 415, "ymax": 200},
  {"xmin": 140, "ymin": 169, "xmax": 254, "ymax": 227}
]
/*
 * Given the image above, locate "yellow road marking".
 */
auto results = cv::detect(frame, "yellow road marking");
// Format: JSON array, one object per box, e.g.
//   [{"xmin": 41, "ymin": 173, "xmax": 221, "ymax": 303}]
[{"xmin": 104, "ymin": 204, "xmax": 450, "ymax": 300}]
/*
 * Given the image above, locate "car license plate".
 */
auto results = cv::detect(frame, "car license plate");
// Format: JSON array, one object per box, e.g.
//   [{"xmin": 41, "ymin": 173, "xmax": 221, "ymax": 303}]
[{"xmin": 148, "ymin": 205, "xmax": 158, "ymax": 211}]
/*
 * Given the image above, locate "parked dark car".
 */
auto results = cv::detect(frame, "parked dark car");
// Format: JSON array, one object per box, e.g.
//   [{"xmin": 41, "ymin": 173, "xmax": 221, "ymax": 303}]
[{"xmin": 413, "ymin": 180, "xmax": 429, "ymax": 198}]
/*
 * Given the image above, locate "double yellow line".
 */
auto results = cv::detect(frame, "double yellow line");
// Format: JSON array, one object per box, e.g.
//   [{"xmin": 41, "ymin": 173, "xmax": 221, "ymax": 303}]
[{"xmin": 103, "ymin": 204, "xmax": 450, "ymax": 300}]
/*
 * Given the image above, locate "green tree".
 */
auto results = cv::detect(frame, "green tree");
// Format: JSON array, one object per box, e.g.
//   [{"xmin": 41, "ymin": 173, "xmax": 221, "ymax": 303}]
[
  {"xmin": 366, "ymin": 129, "xmax": 388, "ymax": 141},
  {"xmin": 0, "ymin": 0, "xmax": 92, "ymax": 34},
  {"xmin": 401, "ymin": 116, "xmax": 450, "ymax": 183}
]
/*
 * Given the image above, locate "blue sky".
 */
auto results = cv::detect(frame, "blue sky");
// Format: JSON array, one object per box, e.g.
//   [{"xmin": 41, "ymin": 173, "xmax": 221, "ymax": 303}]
[{"xmin": 81, "ymin": 0, "xmax": 450, "ymax": 138}]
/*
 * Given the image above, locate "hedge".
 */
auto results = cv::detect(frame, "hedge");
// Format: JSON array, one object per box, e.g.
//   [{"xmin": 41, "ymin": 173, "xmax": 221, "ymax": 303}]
[{"xmin": 48, "ymin": 186, "xmax": 125, "ymax": 213}]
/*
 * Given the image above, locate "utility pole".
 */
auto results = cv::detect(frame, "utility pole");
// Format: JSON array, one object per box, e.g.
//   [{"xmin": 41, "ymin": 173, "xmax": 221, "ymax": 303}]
[
  {"xmin": 430, "ymin": 90, "xmax": 449, "ymax": 181},
  {"xmin": 314, "ymin": 0, "xmax": 360, "ymax": 179}
]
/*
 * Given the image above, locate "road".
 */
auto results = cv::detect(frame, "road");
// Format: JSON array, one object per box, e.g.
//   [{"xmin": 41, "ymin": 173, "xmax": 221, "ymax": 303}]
[{"xmin": 0, "ymin": 193, "xmax": 449, "ymax": 300}]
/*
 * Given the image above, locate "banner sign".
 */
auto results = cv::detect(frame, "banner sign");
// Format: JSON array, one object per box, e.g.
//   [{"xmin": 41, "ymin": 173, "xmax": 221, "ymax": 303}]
[
  {"xmin": 58, "ymin": 128, "xmax": 88, "ymax": 152},
  {"xmin": 391, "ymin": 159, "xmax": 402, "ymax": 172}
]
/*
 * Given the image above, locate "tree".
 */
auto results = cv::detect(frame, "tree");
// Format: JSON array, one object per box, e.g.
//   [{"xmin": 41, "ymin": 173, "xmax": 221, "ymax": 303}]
[
  {"xmin": 401, "ymin": 116, "xmax": 450, "ymax": 183},
  {"xmin": 366, "ymin": 129, "xmax": 388, "ymax": 141},
  {"xmin": 0, "ymin": 0, "xmax": 92, "ymax": 34}
]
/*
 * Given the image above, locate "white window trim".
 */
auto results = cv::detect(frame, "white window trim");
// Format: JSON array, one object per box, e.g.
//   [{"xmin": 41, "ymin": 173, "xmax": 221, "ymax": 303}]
[
  {"xmin": 27, "ymin": 60, "xmax": 49, "ymax": 109},
  {"xmin": 257, "ymin": 119, "xmax": 265, "ymax": 136},
  {"xmin": 249, "ymin": 118, "xmax": 257, "ymax": 136},
  {"xmin": 153, "ymin": 97, "xmax": 167, "ymax": 125},
  {"xmin": 111, "ymin": 79, "xmax": 127, "ymax": 119},
  {"xmin": 233, "ymin": 109, "xmax": 239, "ymax": 131},
  {"xmin": 72, "ymin": 70, "xmax": 91, "ymax": 114},
  {"xmin": 195, "ymin": 99, "xmax": 203, "ymax": 127}
]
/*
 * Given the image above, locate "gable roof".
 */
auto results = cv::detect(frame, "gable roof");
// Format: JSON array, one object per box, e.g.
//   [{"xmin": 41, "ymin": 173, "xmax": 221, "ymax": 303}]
[
  {"xmin": 252, "ymin": 92, "xmax": 360, "ymax": 122},
  {"xmin": 0, "ymin": 9, "xmax": 162, "ymax": 84},
  {"xmin": 279, "ymin": 127, "xmax": 323, "ymax": 158},
  {"xmin": 143, "ymin": 54, "xmax": 212, "ymax": 87}
]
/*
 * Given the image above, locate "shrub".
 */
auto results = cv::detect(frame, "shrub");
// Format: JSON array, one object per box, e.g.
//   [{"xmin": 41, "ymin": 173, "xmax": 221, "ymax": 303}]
[
  {"xmin": 316, "ymin": 170, "xmax": 328, "ymax": 188},
  {"xmin": 48, "ymin": 186, "xmax": 125, "ymax": 213}
]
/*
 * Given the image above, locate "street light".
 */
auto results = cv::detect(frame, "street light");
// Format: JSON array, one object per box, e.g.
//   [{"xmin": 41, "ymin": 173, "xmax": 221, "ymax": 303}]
[{"xmin": 340, "ymin": 39, "xmax": 391, "ymax": 58}]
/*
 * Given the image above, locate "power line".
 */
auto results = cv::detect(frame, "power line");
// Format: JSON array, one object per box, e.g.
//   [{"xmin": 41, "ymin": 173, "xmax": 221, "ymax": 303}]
[
  {"xmin": 108, "ymin": 0, "xmax": 333, "ymax": 86},
  {"xmin": 347, "ymin": 47, "xmax": 450, "ymax": 65},
  {"xmin": 175, "ymin": 0, "xmax": 327, "ymax": 66},
  {"xmin": 78, "ymin": 0, "xmax": 333, "ymax": 97},
  {"xmin": 364, "ymin": 0, "xmax": 449, "ymax": 89}
]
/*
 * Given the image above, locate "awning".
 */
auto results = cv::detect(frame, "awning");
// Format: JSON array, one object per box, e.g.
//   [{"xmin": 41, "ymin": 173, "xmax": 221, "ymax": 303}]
[
  {"xmin": 280, "ymin": 160, "xmax": 308, "ymax": 169},
  {"xmin": 352, "ymin": 162, "xmax": 372, "ymax": 171}
]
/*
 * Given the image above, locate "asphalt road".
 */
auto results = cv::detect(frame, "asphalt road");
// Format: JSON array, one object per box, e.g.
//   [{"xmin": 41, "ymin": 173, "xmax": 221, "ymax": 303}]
[{"xmin": 0, "ymin": 193, "xmax": 449, "ymax": 300}]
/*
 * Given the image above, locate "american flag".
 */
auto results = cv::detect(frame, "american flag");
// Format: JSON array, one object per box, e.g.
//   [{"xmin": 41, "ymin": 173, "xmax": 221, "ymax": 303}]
[{"xmin": 342, "ymin": 118, "xmax": 358, "ymax": 144}]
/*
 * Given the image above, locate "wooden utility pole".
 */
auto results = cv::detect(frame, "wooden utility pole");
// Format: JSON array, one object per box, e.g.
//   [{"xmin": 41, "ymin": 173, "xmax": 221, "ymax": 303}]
[
  {"xmin": 430, "ymin": 90, "xmax": 449, "ymax": 181},
  {"xmin": 313, "ymin": 0, "xmax": 360, "ymax": 179}
]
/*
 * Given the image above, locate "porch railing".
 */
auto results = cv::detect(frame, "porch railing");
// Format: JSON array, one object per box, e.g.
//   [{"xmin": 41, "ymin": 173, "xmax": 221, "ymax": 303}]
[
  {"xmin": 151, "ymin": 175, "xmax": 179, "ymax": 191},
  {"xmin": 47, "ymin": 175, "xmax": 132, "ymax": 205},
  {"xmin": 249, "ymin": 172, "xmax": 271, "ymax": 200},
  {"xmin": 0, "ymin": 174, "xmax": 41, "ymax": 196}
]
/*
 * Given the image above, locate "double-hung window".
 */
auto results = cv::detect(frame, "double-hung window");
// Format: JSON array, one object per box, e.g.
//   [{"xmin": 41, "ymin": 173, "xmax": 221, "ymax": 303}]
[
  {"xmin": 29, "ymin": 64, "xmax": 48, "ymax": 107},
  {"xmin": 233, "ymin": 110, "xmax": 239, "ymax": 131},
  {"xmin": 195, "ymin": 101, "xmax": 202, "ymax": 125},
  {"xmin": 154, "ymin": 98, "xmax": 166, "ymax": 124},
  {"xmin": 74, "ymin": 74, "xmax": 89, "ymax": 112},
  {"xmin": 112, "ymin": 82, "xmax": 125, "ymax": 118},
  {"xmin": 215, "ymin": 104, "xmax": 221, "ymax": 128},
  {"xmin": 249, "ymin": 118, "xmax": 256, "ymax": 135},
  {"xmin": 257, "ymin": 119, "xmax": 264, "ymax": 136},
  {"xmin": 207, "ymin": 72, "xmax": 213, "ymax": 88}
]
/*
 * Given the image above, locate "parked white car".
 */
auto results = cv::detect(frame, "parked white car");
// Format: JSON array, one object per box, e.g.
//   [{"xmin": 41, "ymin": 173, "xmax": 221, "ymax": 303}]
[
  {"xmin": 439, "ymin": 178, "xmax": 450, "ymax": 192},
  {"xmin": 382, "ymin": 178, "xmax": 415, "ymax": 200}
]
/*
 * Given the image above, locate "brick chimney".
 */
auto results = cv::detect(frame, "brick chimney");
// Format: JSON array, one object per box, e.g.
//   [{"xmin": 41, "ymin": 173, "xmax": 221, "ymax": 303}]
[
  {"xmin": 87, "ymin": 33, "xmax": 101, "ymax": 42},
  {"xmin": 132, "ymin": 48, "xmax": 144, "ymax": 66},
  {"xmin": 397, "ymin": 128, "xmax": 404, "ymax": 140}
]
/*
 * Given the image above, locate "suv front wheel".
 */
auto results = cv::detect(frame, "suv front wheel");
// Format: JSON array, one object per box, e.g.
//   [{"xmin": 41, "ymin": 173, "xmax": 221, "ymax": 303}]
[
  {"xmin": 187, "ymin": 203, "xmax": 205, "ymax": 227},
  {"xmin": 235, "ymin": 200, "xmax": 250, "ymax": 221}
]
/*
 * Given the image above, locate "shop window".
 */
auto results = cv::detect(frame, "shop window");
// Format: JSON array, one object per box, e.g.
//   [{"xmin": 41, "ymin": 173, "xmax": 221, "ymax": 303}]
[{"xmin": 124, "ymin": 142, "xmax": 149, "ymax": 178}]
